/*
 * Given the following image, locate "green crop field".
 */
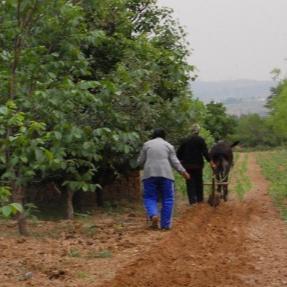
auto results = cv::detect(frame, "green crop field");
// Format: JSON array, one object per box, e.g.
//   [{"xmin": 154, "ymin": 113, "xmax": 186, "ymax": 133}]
[
  {"xmin": 233, "ymin": 153, "xmax": 252, "ymax": 200},
  {"xmin": 256, "ymin": 150, "xmax": 287, "ymax": 221}
]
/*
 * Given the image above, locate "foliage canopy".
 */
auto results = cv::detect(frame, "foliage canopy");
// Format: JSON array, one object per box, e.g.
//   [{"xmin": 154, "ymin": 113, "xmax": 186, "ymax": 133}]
[{"xmin": 0, "ymin": 0, "xmax": 203, "ymax": 229}]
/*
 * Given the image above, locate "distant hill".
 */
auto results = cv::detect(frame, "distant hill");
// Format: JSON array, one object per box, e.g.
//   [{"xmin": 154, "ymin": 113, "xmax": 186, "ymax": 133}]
[{"xmin": 191, "ymin": 80, "xmax": 274, "ymax": 116}]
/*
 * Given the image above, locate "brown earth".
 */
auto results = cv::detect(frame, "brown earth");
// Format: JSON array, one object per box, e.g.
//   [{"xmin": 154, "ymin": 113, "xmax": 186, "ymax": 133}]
[
  {"xmin": 99, "ymin": 153, "xmax": 287, "ymax": 287},
  {"xmin": 1, "ymin": 153, "xmax": 287, "ymax": 287}
]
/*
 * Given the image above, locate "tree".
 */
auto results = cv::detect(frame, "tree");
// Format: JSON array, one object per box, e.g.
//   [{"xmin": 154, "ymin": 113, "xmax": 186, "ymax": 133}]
[
  {"xmin": 76, "ymin": 0, "xmax": 198, "ymax": 175},
  {"xmin": 268, "ymin": 85, "xmax": 287, "ymax": 141},
  {"xmin": 265, "ymin": 68, "xmax": 287, "ymax": 143},
  {"xmin": 266, "ymin": 78, "xmax": 287, "ymax": 109},
  {"xmin": 0, "ymin": 186, "xmax": 22, "ymax": 218},
  {"xmin": 0, "ymin": 0, "xmax": 198, "ymax": 233},
  {"xmin": 1, "ymin": 0, "xmax": 100, "ymax": 231},
  {"xmin": 231, "ymin": 114, "xmax": 280, "ymax": 147},
  {"xmin": 203, "ymin": 101, "xmax": 237, "ymax": 142}
]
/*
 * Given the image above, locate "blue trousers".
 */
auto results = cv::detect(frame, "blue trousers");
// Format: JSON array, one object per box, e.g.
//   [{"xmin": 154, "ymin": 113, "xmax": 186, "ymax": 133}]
[{"xmin": 143, "ymin": 177, "xmax": 174, "ymax": 229}]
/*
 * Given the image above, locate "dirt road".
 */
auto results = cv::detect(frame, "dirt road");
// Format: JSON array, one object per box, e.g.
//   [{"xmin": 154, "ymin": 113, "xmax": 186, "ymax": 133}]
[{"xmin": 100, "ymin": 153, "xmax": 287, "ymax": 287}]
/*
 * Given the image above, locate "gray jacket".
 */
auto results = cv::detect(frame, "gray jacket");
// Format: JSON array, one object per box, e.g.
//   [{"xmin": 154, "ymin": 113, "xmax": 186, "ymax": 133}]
[{"xmin": 137, "ymin": 137, "xmax": 186, "ymax": 180}]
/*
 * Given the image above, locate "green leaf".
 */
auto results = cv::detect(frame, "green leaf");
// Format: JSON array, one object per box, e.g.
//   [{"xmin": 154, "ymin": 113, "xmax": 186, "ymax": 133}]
[
  {"xmin": 10, "ymin": 203, "xmax": 23, "ymax": 213},
  {"xmin": 10, "ymin": 157, "xmax": 19, "ymax": 166},
  {"xmin": 0, "ymin": 106, "xmax": 8, "ymax": 115},
  {"xmin": 20, "ymin": 156, "xmax": 28, "ymax": 163},
  {"xmin": 54, "ymin": 131, "xmax": 62, "ymax": 140},
  {"xmin": 0, "ymin": 154, "xmax": 6, "ymax": 163},
  {"xmin": 35, "ymin": 149, "xmax": 44, "ymax": 161},
  {"xmin": 44, "ymin": 149, "xmax": 54, "ymax": 161},
  {"xmin": 2, "ymin": 205, "xmax": 12, "ymax": 217}
]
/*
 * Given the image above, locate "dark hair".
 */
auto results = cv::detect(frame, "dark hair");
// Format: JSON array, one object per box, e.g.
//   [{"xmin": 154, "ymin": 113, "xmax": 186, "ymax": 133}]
[{"xmin": 152, "ymin": 128, "xmax": 166, "ymax": 139}]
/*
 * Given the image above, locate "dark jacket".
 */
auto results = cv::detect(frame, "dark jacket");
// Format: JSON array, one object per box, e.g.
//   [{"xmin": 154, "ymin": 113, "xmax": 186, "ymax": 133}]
[{"xmin": 177, "ymin": 134, "xmax": 210, "ymax": 169}]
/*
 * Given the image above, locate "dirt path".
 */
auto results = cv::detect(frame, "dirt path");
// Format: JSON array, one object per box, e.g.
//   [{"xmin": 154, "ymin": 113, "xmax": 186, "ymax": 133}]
[
  {"xmin": 99, "ymin": 153, "xmax": 287, "ymax": 287},
  {"xmin": 1, "ymin": 153, "xmax": 287, "ymax": 287}
]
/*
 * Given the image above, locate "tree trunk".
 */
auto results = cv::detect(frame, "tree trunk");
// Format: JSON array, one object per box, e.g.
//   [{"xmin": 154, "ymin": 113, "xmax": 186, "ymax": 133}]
[
  {"xmin": 12, "ymin": 185, "xmax": 29, "ymax": 236},
  {"xmin": 67, "ymin": 190, "xmax": 74, "ymax": 219}
]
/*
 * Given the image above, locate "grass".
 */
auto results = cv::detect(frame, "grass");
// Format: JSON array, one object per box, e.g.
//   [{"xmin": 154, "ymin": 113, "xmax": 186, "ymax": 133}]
[
  {"xmin": 174, "ymin": 163, "xmax": 213, "ymax": 199},
  {"xmin": 203, "ymin": 162, "xmax": 213, "ymax": 198},
  {"xmin": 82, "ymin": 223, "xmax": 98, "ymax": 237},
  {"xmin": 87, "ymin": 249, "xmax": 113, "ymax": 259},
  {"xmin": 233, "ymin": 153, "xmax": 252, "ymax": 200},
  {"xmin": 174, "ymin": 172, "xmax": 187, "ymax": 195},
  {"xmin": 256, "ymin": 150, "xmax": 287, "ymax": 221},
  {"xmin": 67, "ymin": 248, "xmax": 81, "ymax": 258},
  {"xmin": 76, "ymin": 271, "xmax": 90, "ymax": 279}
]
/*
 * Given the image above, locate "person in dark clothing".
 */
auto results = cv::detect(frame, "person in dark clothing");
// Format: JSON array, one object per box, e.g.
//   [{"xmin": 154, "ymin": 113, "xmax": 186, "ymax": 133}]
[{"xmin": 177, "ymin": 124, "xmax": 212, "ymax": 205}]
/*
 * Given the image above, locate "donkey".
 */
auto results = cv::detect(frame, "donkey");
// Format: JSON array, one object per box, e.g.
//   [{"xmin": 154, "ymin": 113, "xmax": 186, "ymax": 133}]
[{"xmin": 209, "ymin": 140, "xmax": 239, "ymax": 202}]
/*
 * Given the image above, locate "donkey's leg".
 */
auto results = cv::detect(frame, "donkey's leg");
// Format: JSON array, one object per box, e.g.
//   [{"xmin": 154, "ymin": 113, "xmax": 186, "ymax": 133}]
[
  {"xmin": 223, "ymin": 176, "xmax": 229, "ymax": 201},
  {"xmin": 216, "ymin": 173, "xmax": 224, "ymax": 199},
  {"xmin": 223, "ymin": 185, "xmax": 228, "ymax": 201}
]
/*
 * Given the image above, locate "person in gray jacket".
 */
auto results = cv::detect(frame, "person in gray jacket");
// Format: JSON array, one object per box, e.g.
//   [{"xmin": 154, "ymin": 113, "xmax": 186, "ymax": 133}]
[{"xmin": 137, "ymin": 128, "xmax": 190, "ymax": 230}]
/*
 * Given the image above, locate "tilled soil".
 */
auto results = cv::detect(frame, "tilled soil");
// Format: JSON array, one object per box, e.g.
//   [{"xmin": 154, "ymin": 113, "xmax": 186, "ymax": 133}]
[
  {"xmin": 1, "ymin": 153, "xmax": 287, "ymax": 287},
  {"xmin": 99, "ymin": 153, "xmax": 287, "ymax": 287},
  {"xmin": 0, "ymin": 208, "xmax": 168, "ymax": 287}
]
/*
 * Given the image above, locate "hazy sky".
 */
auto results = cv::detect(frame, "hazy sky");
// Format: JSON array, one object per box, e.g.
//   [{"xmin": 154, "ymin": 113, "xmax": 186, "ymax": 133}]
[{"xmin": 158, "ymin": 0, "xmax": 287, "ymax": 81}]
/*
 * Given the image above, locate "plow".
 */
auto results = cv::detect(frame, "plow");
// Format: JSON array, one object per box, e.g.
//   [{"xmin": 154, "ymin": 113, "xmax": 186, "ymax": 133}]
[{"xmin": 205, "ymin": 174, "xmax": 229, "ymax": 207}]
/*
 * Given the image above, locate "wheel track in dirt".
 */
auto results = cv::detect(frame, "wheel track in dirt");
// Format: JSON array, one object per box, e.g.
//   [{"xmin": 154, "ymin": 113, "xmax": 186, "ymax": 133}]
[{"xmin": 99, "ymin": 153, "xmax": 287, "ymax": 287}]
